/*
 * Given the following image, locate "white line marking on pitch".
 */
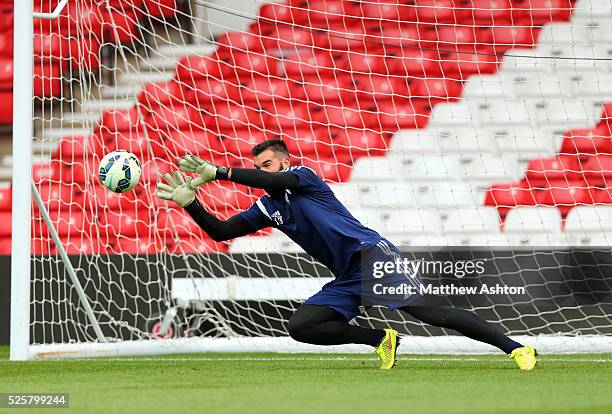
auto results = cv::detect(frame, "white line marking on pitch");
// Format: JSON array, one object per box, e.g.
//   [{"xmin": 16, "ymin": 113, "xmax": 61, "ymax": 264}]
[{"xmin": 55, "ymin": 356, "xmax": 612, "ymax": 363}]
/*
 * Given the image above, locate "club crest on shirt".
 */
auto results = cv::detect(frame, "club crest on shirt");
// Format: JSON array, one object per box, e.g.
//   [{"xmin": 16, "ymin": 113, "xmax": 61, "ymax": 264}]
[{"xmin": 271, "ymin": 210, "xmax": 284, "ymax": 225}]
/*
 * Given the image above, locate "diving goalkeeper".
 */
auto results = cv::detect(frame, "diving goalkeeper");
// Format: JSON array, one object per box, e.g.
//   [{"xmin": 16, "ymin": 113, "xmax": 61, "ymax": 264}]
[{"xmin": 155, "ymin": 139, "xmax": 537, "ymax": 370}]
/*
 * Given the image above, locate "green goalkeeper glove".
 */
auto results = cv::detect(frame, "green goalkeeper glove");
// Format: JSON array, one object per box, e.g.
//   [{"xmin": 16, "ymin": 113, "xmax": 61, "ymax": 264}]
[
  {"xmin": 155, "ymin": 171, "xmax": 196, "ymax": 208},
  {"xmin": 178, "ymin": 155, "xmax": 229, "ymax": 187}
]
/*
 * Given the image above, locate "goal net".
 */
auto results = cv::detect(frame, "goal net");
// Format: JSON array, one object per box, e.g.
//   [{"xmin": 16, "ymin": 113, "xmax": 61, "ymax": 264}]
[{"xmin": 11, "ymin": 0, "xmax": 612, "ymax": 359}]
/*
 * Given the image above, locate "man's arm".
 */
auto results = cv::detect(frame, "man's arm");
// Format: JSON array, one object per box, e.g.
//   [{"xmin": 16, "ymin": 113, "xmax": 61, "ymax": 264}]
[
  {"xmin": 178, "ymin": 155, "xmax": 298, "ymax": 190},
  {"xmin": 184, "ymin": 198, "xmax": 257, "ymax": 242},
  {"xmin": 222, "ymin": 168, "xmax": 298, "ymax": 191}
]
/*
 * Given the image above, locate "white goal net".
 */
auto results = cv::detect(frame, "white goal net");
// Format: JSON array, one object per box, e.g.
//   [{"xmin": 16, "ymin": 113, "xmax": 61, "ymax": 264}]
[{"xmin": 10, "ymin": 0, "xmax": 612, "ymax": 359}]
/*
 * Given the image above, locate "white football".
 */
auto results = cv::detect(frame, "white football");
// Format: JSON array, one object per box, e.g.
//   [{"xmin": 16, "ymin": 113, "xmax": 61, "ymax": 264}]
[{"xmin": 98, "ymin": 150, "xmax": 142, "ymax": 193}]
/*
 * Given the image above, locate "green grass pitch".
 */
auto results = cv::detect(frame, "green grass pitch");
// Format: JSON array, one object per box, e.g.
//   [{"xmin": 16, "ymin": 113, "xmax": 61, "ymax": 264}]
[{"xmin": 1, "ymin": 346, "xmax": 612, "ymax": 414}]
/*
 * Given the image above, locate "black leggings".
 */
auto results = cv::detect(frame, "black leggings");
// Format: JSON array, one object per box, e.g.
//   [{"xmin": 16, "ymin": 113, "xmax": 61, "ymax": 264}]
[{"xmin": 288, "ymin": 297, "xmax": 521, "ymax": 353}]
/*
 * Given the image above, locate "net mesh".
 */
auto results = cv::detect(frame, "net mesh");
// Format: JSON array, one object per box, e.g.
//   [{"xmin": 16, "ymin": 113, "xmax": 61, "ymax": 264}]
[{"xmin": 11, "ymin": 0, "xmax": 612, "ymax": 350}]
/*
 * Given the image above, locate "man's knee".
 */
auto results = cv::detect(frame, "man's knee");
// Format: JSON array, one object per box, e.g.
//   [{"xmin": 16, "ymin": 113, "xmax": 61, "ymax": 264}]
[{"xmin": 287, "ymin": 312, "xmax": 312, "ymax": 342}]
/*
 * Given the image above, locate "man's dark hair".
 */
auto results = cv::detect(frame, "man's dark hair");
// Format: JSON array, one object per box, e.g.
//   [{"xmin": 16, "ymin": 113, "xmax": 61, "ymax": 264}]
[{"xmin": 252, "ymin": 139, "xmax": 290, "ymax": 157}]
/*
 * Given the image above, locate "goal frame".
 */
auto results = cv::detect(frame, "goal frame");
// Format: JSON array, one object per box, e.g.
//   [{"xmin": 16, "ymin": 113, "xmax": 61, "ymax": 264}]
[{"xmin": 10, "ymin": 0, "xmax": 612, "ymax": 361}]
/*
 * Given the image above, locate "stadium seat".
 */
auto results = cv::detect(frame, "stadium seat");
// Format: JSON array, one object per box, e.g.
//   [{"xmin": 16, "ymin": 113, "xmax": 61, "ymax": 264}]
[
  {"xmin": 216, "ymin": 31, "xmax": 265, "ymax": 55},
  {"xmin": 489, "ymin": 25, "xmax": 539, "ymax": 53},
  {"xmin": 418, "ymin": 182, "xmax": 480, "ymax": 208},
  {"xmin": 492, "ymin": 126, "xmax": 559, "ymax": 155},
  {"xmin": 467, "ymin": 0, "xmax": 512, "ymax": 25},
  {"xmin": 303, "ymin": 157, "xmax": 353, "ymax": 182},
  {"xmin": 462, "ymin": 154, "xmax": 521, "ymax": 183},
  {"xmin": 99, "ymin": 209, "xmax": 151, "ymax": 238},
  {"xmin": 389, "ymin": 130, "xmax": 441, "ymax": 154},
  {"xmin": 279, "ymin": 49, "xmax": 335, "ymax": 80},
  {"xmin": 387, "ymin": 49, "xmax": 442, "ymax": 77},
  {"xmin": 411, "ymin": 78, "xmax": 463, "ymax": 103},
  {"xmin": 435, "ymin": 127, "xmax": 497, "ymax": 153},
  {"xmin": 358, "ymin": 183, "xmax": 419, "ymax": 207},
  {"xmin": 442, "ymin": 207, "xmax": 501, "ymax": 234},
  {"xmin": 351, "ymin": 155, "xmax": 404, "ymax": 182},
  {"xmin": 478, "ymin": 100, "xmax": 531, "ymax": 126},
  {"xmin": 559, "ymin": 126, "xmax": 612, "ymax": 157},
  {"xmin": 170, "ymin": 236, "xmax": 229, "ymax": 254},
  {"xmin": 379, "ymin": 208, "xmax": 442, "ymax": 235},
  {"xmin": 402, "ymin": 154, "xmax": 461, "ymax": 182},
  {"xmin": 0, "ymin": 185, "xmax": 10, "ymax": 211},
  {"xmin": 429, "ymin": 102, "xmax": 476, "ymax": 127},
  {"xmin": 524, "ymin": 155, "xmax": 581, "ymax": 186},
  {"xmin": 32, "ymin": 210, "xmax": 88, "ymax": 238},
  {"xmin": 463, "ymin": 74, "xmax": 515, "ymax": 99},
  {"xmin": 573, "ymin": 0, "xmax": 612, "ymax": 19},
  {"xmin": 413, "ymin": 0, "xmax": 465, "ymax": 23},
  {"xmin": 513, "ymin": 0, "xmax": 572, "ymax": 24},
  {"xmin": 282, "ymin": 129, "xmax": 334, "ymax": 157},
  {"xmin": 503, "ymin": 206, "xmax": 563, "ymax": 233},
  {"xmin": 198, "ymin": 182, "xmax": 255, "ymax": 210},
  {"xmin": 264, "ymin": 27, "xmax": 318, "ymax": 52},
  {"xmin": 564, "ymin": 205, "xmax": 612, "ymax": 233},
  {"xmin": 331, "ymin": 129, "xmax": 389, "ymax": 157},
  {"xmin": 175, "ymin": 54, "xmax": 228, "ymax": 85},
  {"xmin": 484, "ymin": 181, "xmax": 537, "ymax": 219},
  {"xmin": 534, "ymin": 182, "xmax": 598, "ymax": 217},
  {"xmin": 229, "ymin": 231, "xmax": 302, "ymax": 254},
  {"xmin": 374, "ymin": 100, "xmax": 431, "ymax": 130},
  {"xmin": 0, "ymin": 212, "xmax": 10, "ymax": 237},
  {"xmin": 580, "ymin": 154, "xmax": 612, "ymax": 186},
  {"xmin": 240, "ymin": 77, "xmax": 302, "ymax": 104},
  {"xmin": 258, "ymin": 2, "xmax": 307, "ymax": 25}
]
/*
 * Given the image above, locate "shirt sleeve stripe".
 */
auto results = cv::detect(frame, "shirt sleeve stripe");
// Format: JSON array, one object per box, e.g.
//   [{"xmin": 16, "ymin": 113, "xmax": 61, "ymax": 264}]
[{"xmin": 256, "ymin": 199, "xmax": 271, "ymax": 219}]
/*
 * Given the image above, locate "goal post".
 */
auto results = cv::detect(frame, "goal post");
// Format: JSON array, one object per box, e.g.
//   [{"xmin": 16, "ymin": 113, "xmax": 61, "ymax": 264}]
[{"xmin": 10, "ymin": 0, "xmax": 612, "ymax": 360}]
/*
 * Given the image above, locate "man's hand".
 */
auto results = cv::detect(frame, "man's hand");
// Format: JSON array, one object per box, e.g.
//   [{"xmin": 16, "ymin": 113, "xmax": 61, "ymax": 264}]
[
  {"xmin": 155, "ymin": 171, "xmax": 196, "ymax": 208},
  {"xmin": 178, "ymin": 155, "xmax": 221, "ymax": 187}
]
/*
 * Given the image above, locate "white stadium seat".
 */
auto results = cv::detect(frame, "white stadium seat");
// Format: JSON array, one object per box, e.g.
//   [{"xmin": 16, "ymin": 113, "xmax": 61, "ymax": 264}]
[
  {"xmin": 478, "ymin": 99, "xmax": 531, "ymax": 126},
  {"xmin": 442, "ymin": 207, "xmax": 501, "ymax": 234},
  {"xmin": 510, "ymin": 72, "xmax": 572, "ymax": 98},
  {"xmin": 351, "ymin": 155, "xmax": 403, "ymax": 182},
  {"xmin": 462, "ymin": 154, "xmax": 522, "ymax": 183},
  {"xmin": 402, "ymin": 154, "xmax": 461, "ymax": 181},
  {"xmin": 436, "ymin": 127, "xmax": 497, "ymax": 153},
  {"xmin": 389, "ymin": 130, "xmax": 440, "ymax": 154},
  {"xmin": 358, "ymin": 183, "xmax": 419, "ymax": 207},
  {"xmin": 529, "ymin": 99, "xmax": 596, "ymax": 129},
  {"xmin": 570, "ymin": 233, "xmax": 612, "ymax": 246},
  {"xmin": 416, "ymin": 182, "xmax": 480, "ymax": 208},
  {"xmin": 574, "ymin": 0, "xmax": 612, "ymax": 19},
  {"xmin": 565, "ymin": 71, "xmax": 612, "ymax": 99},
  {"xmin": 379, "ymin": 208, "xmax": 442, "ymax": 235},
  {"xmin": 502, "ymin": 49, "xmax": 551, "ymax": 73},
  {"xmin": 328, "ymin": 183, "xmax": 363, "ymax": 208},
  {"xmin": 348, "ymin": 207, "xmax": 384, "ymax": 230},
  {"xmin": 429, "ymin": 102, "xmax": 477, "ymax": 127},
  {"xmin": 462, "ymin": 74, "xmax": 515, "ymax": 99},
  {"xmin": 537, "ymin": 23, "xmax": 590, "ymax": 46},
  {"xmin": 385, "ymin": 234, "xmax": 451, "ymax": 248},
  {"xmin": 503, "ymin": 207, "xmax": 563, "ymax": 234},
  {"xmin": 491, "ymin": 126, "xmax": 559, "ymax": 155},
  {"xmin": 564, "ymin": 206, "xmax": 612, "ymax": 233},
  {"xmin": 449, "ymin": 233, "xmax": 514, "ymax": 246}
]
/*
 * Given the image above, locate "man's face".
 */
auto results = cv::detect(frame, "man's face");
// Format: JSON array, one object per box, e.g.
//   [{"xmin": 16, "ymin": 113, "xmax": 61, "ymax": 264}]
[{"xmin": 253, "ymin": 149, "xmax": 290, "ymax": 173}]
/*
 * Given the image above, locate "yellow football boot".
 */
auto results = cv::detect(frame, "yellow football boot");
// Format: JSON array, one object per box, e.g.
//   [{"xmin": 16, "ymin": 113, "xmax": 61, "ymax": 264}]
[
  {"xmin": 375, "ymin": 328, "xmax": 399, "ymax": 370},
  {"xmin": 510, "ymin": 345, "xmax": 538, "ymax": 370}
]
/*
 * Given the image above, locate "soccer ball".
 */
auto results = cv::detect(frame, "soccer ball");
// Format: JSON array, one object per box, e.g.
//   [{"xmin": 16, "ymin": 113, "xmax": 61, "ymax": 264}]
[{"xmin": 98, "ymin": 150, "xmax": 142, "ymax": 193}]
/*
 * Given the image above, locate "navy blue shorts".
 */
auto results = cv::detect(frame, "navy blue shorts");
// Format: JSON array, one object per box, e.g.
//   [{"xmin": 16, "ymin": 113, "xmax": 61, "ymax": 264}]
[{"xmin": 303, "ymin": 239, "xmax": 423, "ymax": 321}]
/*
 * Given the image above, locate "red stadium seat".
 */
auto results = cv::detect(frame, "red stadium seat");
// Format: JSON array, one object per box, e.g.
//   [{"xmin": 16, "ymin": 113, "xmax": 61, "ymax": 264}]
[
  {"xmin": 331, "ymin": 129, "xmax": 390, "ymax": 158},
  {"xmin": 388, "ymin": 49, "xmax": 442, "ymax": 77},
  {"xmin": 109, "ymin": 237, "xmax": 168, "ymax": 254},
  {"xmin": 258, "ymin": 2, "xmax": 307, "ymax": 25},
  {"xmin": 483, "ymin": 181, "xmax": 537, "ymax": 220},
  {"xmin": 441, "ymin": 48, "xmax": 501, "ymax": 77},
  {"xmin": 467, "ymin": 0, "xmax": 512, "ymax": 25},
  {"xmin": 239, "ymin": 77, "xmax": 303, "ymax": 103},
  {"xmin": 191, "ymin": 78, "xmax": 240, "ymax": 107},
  {"xmin": 0, "ymin": 90, "xmax": 11, "ymax": 125},
  {"xmin": 324, "ymin": 26, "xmax": 368, "ymax": 52},
  {"xmin": 282, "ymin": 129, "xmax": 334, "ymax": 157},
  {"xmin": 373, "ymin": 100, "xmax": 431, "ymax": 130},
  {"xmin": 264, "ymin": 27, "xmax": 318, "ymax": 52},
  {"xmin": 512, "ymin": 0, "xmax": 572, "ymax": 25},
  {"xmin": 0, "ymin": 186, "xmax": 11, "ymax": 211},
  {"xmin": 216, "ymin": 31, "xmax": 265, "ymax": 55},
  {"xmin": 53, "ymin": 136, "xmax": 91, "ymax": 162},
  {"xmin": 159, "ymin": 208, "xmax": 204, "ymax": 236},
  {"xmin": 33, "ymin": 32, "xmax": 67, "ymax": 64},
  {"xmin": 580, "ymin": 154, "xmax": 612, "ymax": 186},
  {"xmin": 99, "ymin": 209, "xmax": 151, "ymax": 238},
  {"xmin": 432, "ymin": 26, "xmax": 478, "ymax": 51},
  {"xmin": 303, "ymin": 156, "xmax": 353, "ymax": 182},
  {"xmin": 377, "ymin": 25, "xmax": 433, "ymax": 54},
  {"xmin": 350, "ymin": 74, "xmax": 411, "ymax": 105},
  {"xmin": 300, "ymin": 76, "xmax": 351, "ymax": 103},
  {"xmin": 145, "ymin": 102, "xmax": 197, "ymax": 136},
  {"xmin": 175, "ymin": 54, "xmax": 229, "ymax": 85},
  {"xmin": 143, "ymin": 0, "xmax": 178, "ymax": 18},
  {"xmin": 204, "ymin": 102, "xmax": 265, "ymax": 132},
  {"xmin": 103, "ymin": 130, "xmax": 166, "ymax": 160},
  {"xmin": 138, "ymin": 80, "xmax": 186, "ymax": 111},
  {"xmin": 0, "ymin": 31, "xmax": 13, "ymax": 60},
  {"xmin": 0, "ymin": 212, "xmax": 10, "ymax": 237},
  {"xmin": 317, "ymin": 104, "xmax": 377, "ymax": 129},
  {"xmin": 226, "ymin": 51, "xmax": 277, "ymax": 80},
  {"xmin": 219, "ymin": 130, "xmax": 267, "ymax": 158},
  {"xmin": 37, "ymin": 182, "xmax": 84, "ymax": 210},
  {"xmin": 140, "ymin": 159, "xmax": 176, "ymax": 185},
  {"xmin": 0, "ymin": 238, "xmax": 10, "ymax": 254},
  {"xmin": 489, "ymin": 25, "xmax": 539, "ymax": 53},
  {"xmin": 280, "ymin": 49, "xmax": 335, "ymax": 80},
  {"xmin": 99, "ymin": 107, "xmax": 143, "ymax": 134},
  {"xmin": 336, "ymin": 53, "xmax": 386, "ymax": 75},
  {"xmin": 33, "ymin": 62, "xmax": 62, "ymax": 97},
  {"xmin": 413, "ymin": 0, "xmax": 465, "ymax": 23},
  {"xmin": 306, "ymin": 0, "xmax": 359, "ymax": 26},
  {"xmin": 525, "ymin": 156, "xmax": 582, "ymax": 186},
  {"xmin": 534, "ymin": 182, "xmax": 597, "ymax": 217},
  {"xmin": 32, "ymin": 210, "xmax": 88, "ymax": 238},
  {"xmin": 560, "ymin": 126, "xmax": 612, "ymax": 158},
  {"xmin": 360, "ymin": 0, "xmax": 416, "ymax": 22},
  {"xmin": 264, "ymin": 102, "xmax": 318, "ymax": 132},
  {"xmin": 165, "ymin": 129, "xmax": 224, "ymax": 159},
  {"xmin": 411, "ymin": 78, "xmax": 463, "ymax": 103}
]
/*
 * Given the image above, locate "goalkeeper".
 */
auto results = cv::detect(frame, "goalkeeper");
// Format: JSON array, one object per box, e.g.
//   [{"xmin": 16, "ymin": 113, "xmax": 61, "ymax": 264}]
[{"xmin": 156, "ymin": 139, "xmax": 537, "ymax": 370}]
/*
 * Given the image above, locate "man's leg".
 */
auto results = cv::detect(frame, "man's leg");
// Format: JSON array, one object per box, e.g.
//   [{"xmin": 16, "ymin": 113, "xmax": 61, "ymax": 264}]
[
  {"xmin": 287, "ymin": 304, "xmax": 386, "ymax": 347},
  {"xmin": 399, "ymin": 296, "xmax": 522, "ymax": 354}
]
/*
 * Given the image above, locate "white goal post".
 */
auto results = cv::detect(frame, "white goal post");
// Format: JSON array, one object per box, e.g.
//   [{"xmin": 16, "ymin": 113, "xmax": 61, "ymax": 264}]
[{"xmin": 10, "ymin": 0, "xmax": 612, "ymax": 360}]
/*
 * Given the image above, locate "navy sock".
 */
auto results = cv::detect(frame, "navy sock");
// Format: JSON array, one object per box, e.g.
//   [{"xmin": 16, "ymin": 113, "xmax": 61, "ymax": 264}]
[{"xmin": 501, "ymin": 337, "xmax": 523, "ymax": 354}]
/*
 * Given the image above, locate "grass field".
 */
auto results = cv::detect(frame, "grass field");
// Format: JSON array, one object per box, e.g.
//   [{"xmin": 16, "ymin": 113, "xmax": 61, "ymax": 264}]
[{"xmin": 1, "ymin": 346, "xmax": 612, "ymax": 414}]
